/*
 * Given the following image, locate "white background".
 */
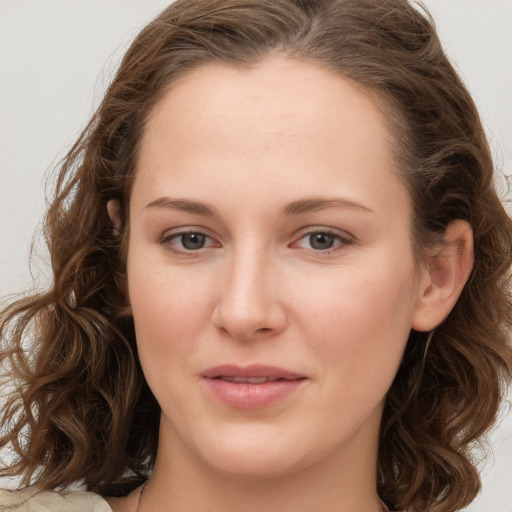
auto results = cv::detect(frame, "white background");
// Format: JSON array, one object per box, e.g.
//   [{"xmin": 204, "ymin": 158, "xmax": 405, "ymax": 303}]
[{"xmin": 0, "ymin": 1, "xmax": 511, "ymax": 510}]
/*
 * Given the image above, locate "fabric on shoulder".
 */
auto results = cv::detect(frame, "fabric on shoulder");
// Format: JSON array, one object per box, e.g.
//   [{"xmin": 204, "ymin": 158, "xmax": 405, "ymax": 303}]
[{"xmin": 0, "ymin": 487, "xmax": 112, "ymax": 512}]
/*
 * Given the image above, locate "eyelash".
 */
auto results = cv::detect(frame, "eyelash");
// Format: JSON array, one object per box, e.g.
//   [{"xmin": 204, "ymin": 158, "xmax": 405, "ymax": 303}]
[
  {"xmin": 291, "ymin": 229, "xmax": 354, "ymax": 254},
  {"xmin": 159, "ymin": 228, "xmax": 354, "ymax": 255},
  {"xmin": 159, "ymin": 230, "xmax": 219, "ymax": 254}
]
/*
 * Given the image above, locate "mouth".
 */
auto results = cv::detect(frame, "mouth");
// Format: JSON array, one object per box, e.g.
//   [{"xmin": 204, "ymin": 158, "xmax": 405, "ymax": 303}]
[
  {"xmin": 201, "ymin": 364, "xmax": 305, "ymax": 380},
  {"xmin": 201, "ymin": 364, "xmax": 308, "ymax": 409},
  {"xmin": 215, "ymin": 376, "xmax": 287, "ymax": 384}
]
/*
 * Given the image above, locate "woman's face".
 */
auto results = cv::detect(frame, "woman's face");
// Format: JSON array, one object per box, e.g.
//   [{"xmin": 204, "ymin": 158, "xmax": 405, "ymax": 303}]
[{"xmin": 127, "ymin": 57, "xmax": 429, "ymax": 479}]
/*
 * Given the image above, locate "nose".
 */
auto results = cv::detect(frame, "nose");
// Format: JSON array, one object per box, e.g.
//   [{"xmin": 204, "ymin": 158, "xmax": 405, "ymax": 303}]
[{"xmin": 211, "ymin": 247, "xmax": 287, "ymax": 341}]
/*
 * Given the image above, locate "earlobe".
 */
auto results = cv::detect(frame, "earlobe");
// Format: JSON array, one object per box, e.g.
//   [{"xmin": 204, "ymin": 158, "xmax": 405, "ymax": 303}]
[
  {"xmin": 107, "ymin": 199, "xmax": 121, "ymax": 235},
  {"xmin": 412, "ymin": 220, "xmax": 474, "ymax": 332}
]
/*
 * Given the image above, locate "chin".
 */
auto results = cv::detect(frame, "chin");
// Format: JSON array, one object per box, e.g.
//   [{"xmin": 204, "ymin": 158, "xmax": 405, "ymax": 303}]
[
  {"xmin": 192, "ymin": 425, "xmax": 339, "ymax": 482},
  {"xmin": 178, "ymin": 423, "xmax": 303, "ymax": 479}
]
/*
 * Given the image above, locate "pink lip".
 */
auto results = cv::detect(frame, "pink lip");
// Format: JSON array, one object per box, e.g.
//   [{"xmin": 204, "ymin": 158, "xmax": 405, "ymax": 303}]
[{"xmin": 201, "ymin": 364, "xmax": 307, "ymax": 409}]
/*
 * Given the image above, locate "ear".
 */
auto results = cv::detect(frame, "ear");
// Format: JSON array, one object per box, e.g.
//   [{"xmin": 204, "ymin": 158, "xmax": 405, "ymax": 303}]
[
  {"xmin": 107, "ymin": 199, "xmax": 121, "ymax": 235},
  {"xmin": 412, "ymin": 220, "xmax": 474, "ymax": 332},
  {"xmin": 106, "ymin": 198, "xmax": 132, "ymax": 315}
]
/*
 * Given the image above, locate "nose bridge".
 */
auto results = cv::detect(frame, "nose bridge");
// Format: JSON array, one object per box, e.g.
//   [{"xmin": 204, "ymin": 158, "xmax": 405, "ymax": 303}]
[{"xmin": 213, "ymin": 239, "xmax": 285, "ymax": 339}]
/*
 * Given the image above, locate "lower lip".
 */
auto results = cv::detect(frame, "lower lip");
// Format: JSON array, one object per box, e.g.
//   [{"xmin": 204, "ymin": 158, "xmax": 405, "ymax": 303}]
[{"xmin": 203, "ymin": 378, "xmax": 306, "ymax": 409}]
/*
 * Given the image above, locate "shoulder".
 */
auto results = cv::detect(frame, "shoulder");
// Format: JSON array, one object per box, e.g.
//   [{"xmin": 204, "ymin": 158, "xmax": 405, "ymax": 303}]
[{"xmin": 0, "ymin": 487, "xmax": 112, "ymax": 512}]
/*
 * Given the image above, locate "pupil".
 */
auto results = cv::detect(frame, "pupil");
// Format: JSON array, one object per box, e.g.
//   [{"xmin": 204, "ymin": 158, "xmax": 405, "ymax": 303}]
[
  {"xmin": 182, "ymin": 233, "xmax": 205, "ymax": 250},
  {"xmin": 310, "ymin": 232, "xmax": 334, "ymax": 250}
]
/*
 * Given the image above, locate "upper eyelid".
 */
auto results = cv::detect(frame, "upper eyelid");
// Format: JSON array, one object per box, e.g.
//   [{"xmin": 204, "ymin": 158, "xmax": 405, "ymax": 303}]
[
  {"xmin": 159, "ymin": 225, "xmax": 353, "ymax": 237},
  {"xmin": 160, "ymin": 225, "xmax": 217, "ymax": 239},
  {"xmin": 292, "ymin": 226, "xmax": 355, "ymax": 241}
]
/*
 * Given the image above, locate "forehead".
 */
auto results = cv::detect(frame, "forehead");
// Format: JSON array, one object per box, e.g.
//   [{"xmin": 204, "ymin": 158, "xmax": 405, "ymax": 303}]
[
  {"xmin": 134, "ymin": 56, "xmax": 408, "ymax": 217},
  {"xmin": 140, "ymin": 56, "xmax": 394, "ymax": 162}
]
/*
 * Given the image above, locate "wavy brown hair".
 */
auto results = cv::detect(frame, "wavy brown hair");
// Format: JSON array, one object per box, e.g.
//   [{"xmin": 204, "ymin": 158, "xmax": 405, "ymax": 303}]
[{"xmin": 1, "ymin": 1, "xmax": 511, "ymax": 510}]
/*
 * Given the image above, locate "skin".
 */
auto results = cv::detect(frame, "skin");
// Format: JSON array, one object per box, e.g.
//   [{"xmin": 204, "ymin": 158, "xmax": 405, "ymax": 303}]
[{"xmin": 107, "ymin": 56, "xmax": 473, "ymax": 512}]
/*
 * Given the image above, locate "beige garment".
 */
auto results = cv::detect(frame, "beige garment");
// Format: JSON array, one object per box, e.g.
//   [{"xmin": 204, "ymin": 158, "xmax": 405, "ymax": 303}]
[
  {"xmin": 0, "ymin": 487, "xmax": 112, "ymax": 512},
  {"xmin": 0, "ymin": 487, "xmax": 394, "ymax": 511}
]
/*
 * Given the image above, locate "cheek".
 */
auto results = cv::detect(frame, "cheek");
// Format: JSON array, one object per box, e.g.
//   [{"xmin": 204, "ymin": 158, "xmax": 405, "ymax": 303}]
[
  {"xmin": 297, "ymin": 266, "xmax": 416, "ymax": 329},
  {"xmin": 127, "ymin": 266, "xmax": 213, "ymax": 412},
  {"xmin": 127, "ymin": 260, "xmax": 214, "ymax": 362},
  {"xmin": 291, "ymin": 258, "xmax": 418, "ymax": 379}
]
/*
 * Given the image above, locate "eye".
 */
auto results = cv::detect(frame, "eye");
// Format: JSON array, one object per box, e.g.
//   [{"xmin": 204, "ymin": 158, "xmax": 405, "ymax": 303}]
[
  {"xmin": 307, "ymin": 232, "xmax": 336, "ymax": 250},
  {"xmin": 160, "ymin": 230, "xmax": 219, "ymax": 253},
  {"xmin": 292, "ymin": 229, "xmax": 353, "ymax": 253},
  {"xmin": 178, "ymin": 232, "xmax": 207, "ymax": 250}
]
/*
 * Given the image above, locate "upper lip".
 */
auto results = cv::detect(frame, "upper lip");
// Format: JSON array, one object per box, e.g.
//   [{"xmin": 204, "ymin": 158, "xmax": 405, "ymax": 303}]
[{"xmin": 201, "ymin": 364, "xmax": 305, "ymax": 380}]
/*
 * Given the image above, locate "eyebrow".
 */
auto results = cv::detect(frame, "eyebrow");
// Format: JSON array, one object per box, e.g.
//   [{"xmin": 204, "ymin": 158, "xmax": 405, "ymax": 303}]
[
  {"xmin": 281, "ymin": 197, "xmax": 375, "ymax": 216},
  {"xmin": 145, "ymin": 197, "xmax": 218, "ymax": 216},
  {"xmin": 144, "ymin": 196, "xmax": 374, "ymax": 216}
]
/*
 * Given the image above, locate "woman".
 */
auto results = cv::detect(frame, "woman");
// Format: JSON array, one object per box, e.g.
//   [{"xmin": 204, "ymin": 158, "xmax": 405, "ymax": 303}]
[{"xmin": 1, "ymin": 1, "xmax": 511, "ymax": 511}]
